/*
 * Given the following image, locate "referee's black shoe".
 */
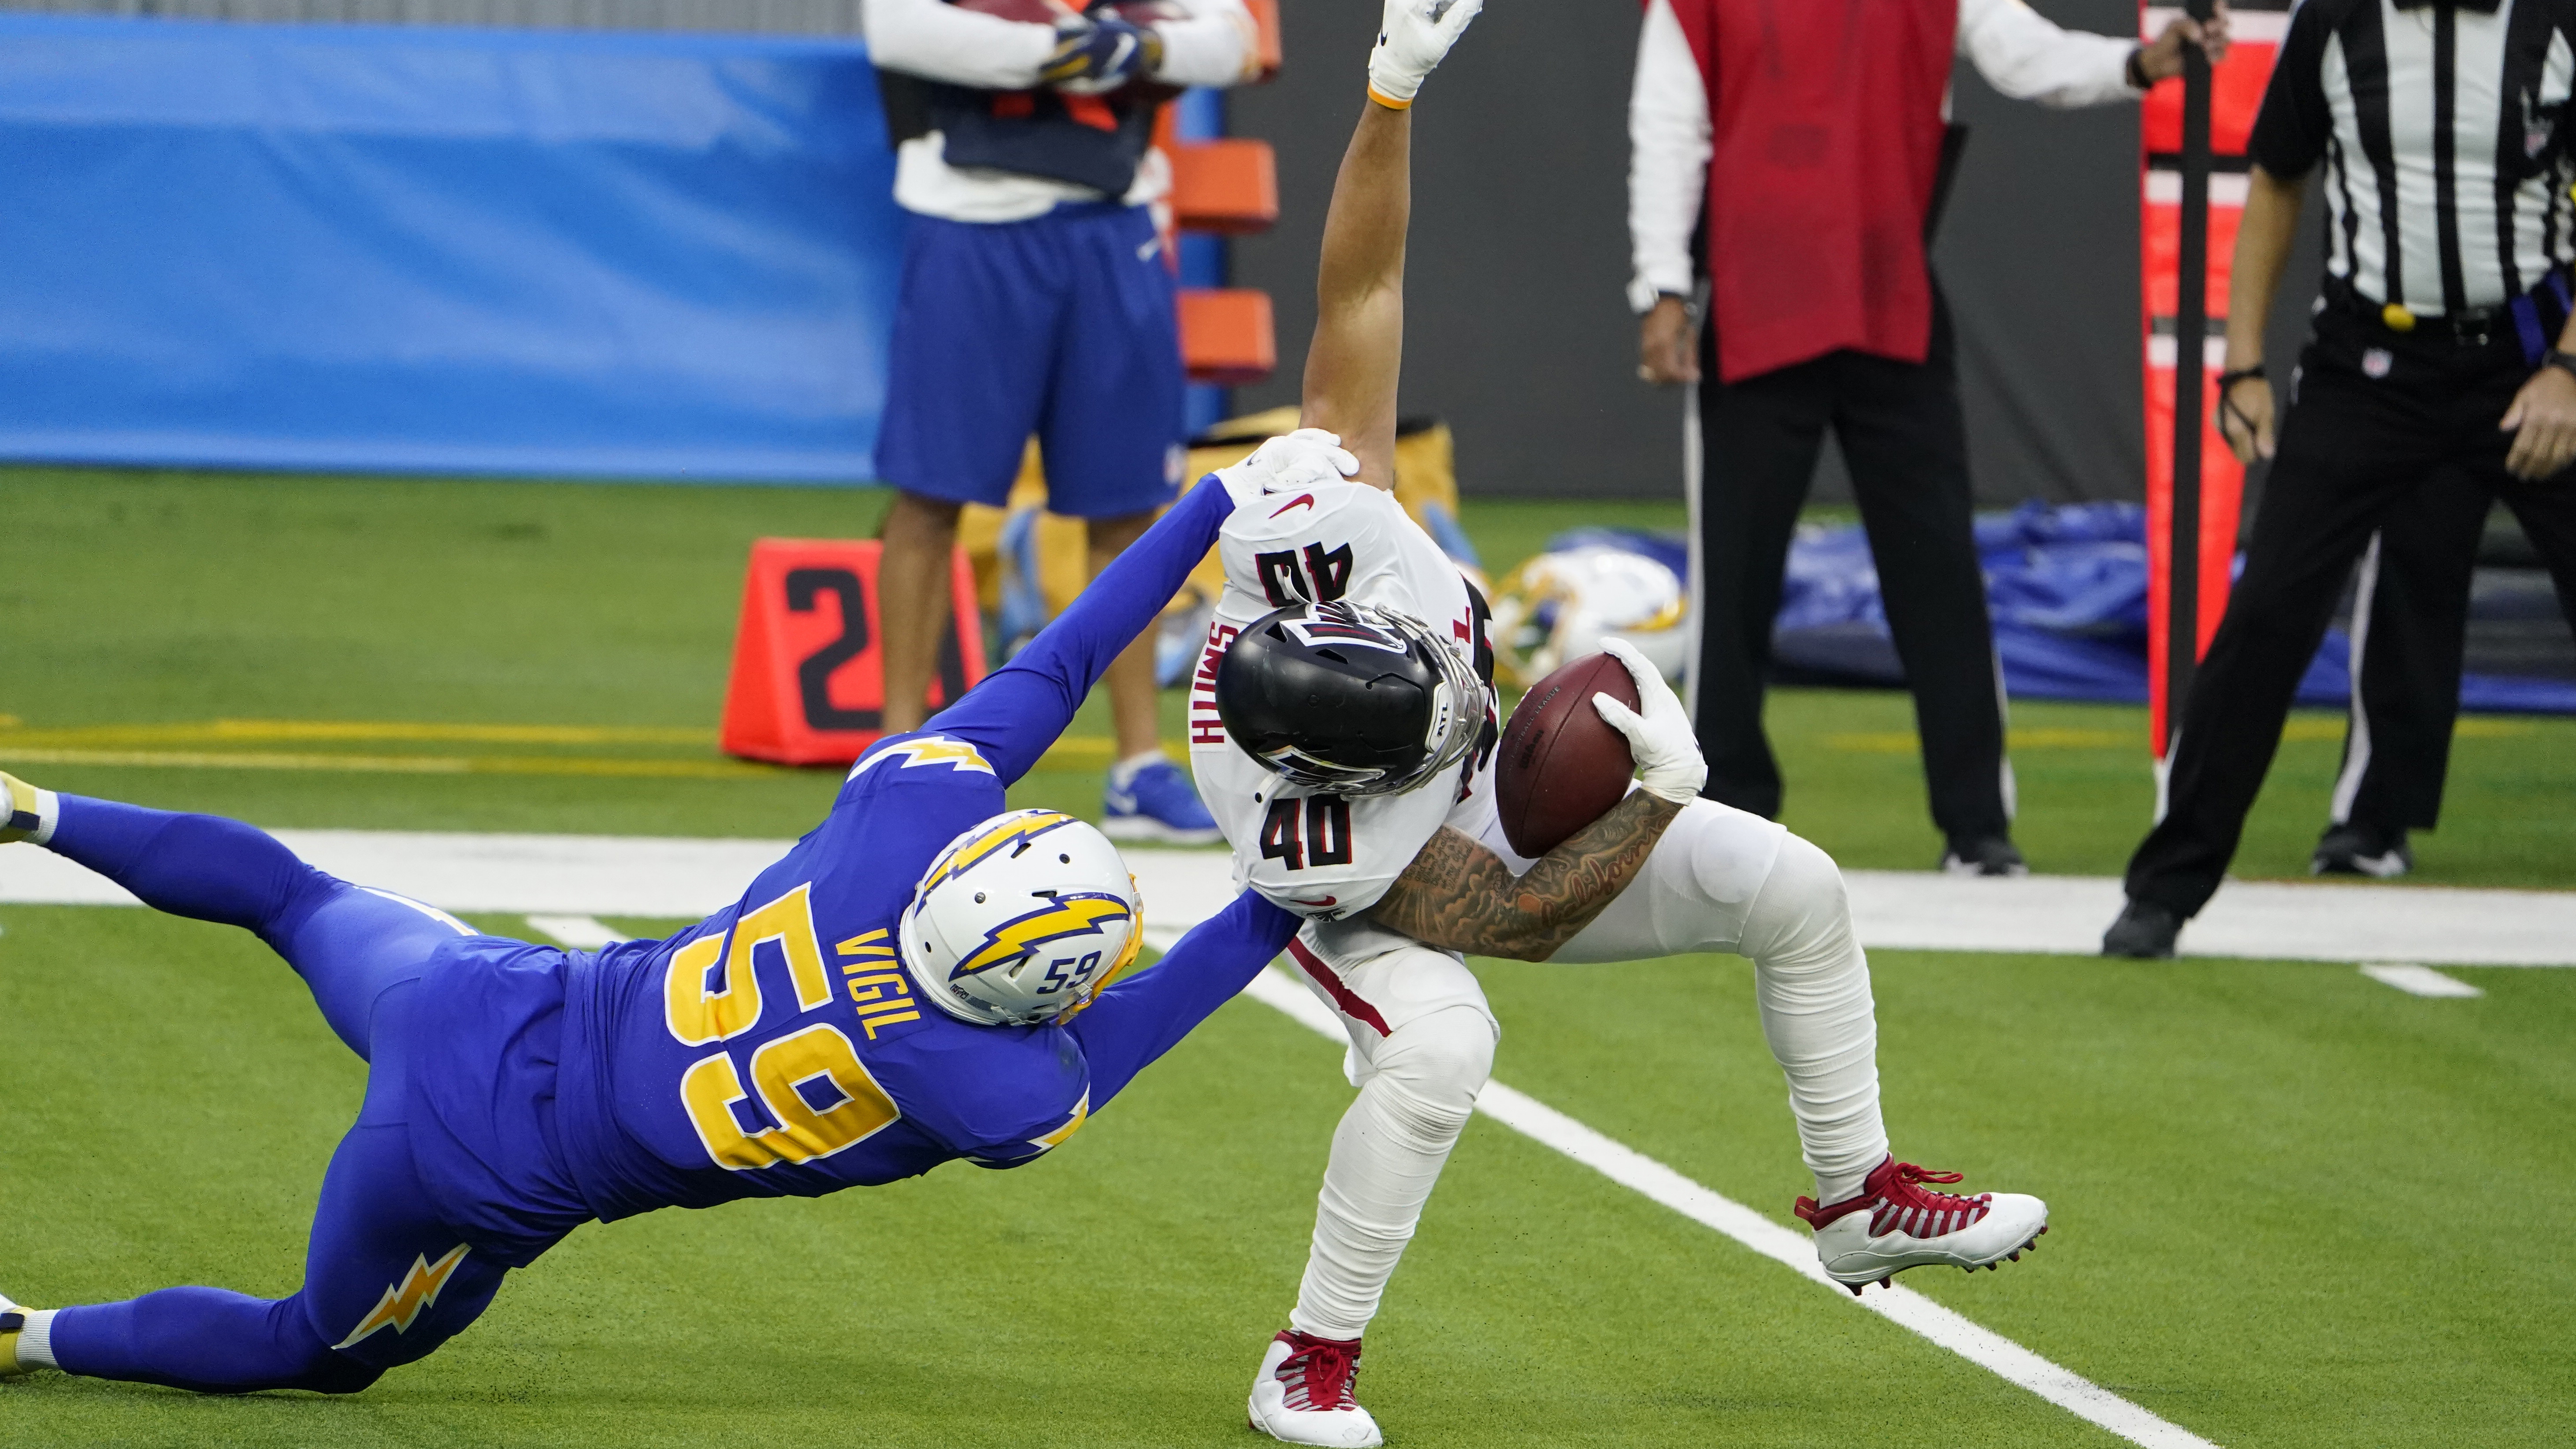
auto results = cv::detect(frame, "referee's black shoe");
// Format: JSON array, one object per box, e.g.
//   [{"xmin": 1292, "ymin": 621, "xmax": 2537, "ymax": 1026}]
[
  {"xmin": 2312, "ymin": 823, "xmax": 2412, "ymax": 878},
  {"xmin": 1940, "ymin": 835, "xmax": 2028, "ymax": 877},
  {"xmin": 2101, "ymin": 900, "xmax": 2181, "ymax": 959}
]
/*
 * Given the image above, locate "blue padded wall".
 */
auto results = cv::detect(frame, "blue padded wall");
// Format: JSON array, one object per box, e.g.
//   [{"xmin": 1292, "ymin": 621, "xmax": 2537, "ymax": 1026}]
[{"xmin": 0, "ymin": 14, "xmax": 905, "ymax": 481}]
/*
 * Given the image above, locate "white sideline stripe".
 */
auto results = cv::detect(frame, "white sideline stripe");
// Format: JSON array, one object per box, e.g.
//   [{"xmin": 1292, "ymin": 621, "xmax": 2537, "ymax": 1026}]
[
  {"xmin": 524, "ymin": 915, "xmax": 630, "ymax": 950},
  {"xmin": 2359, "ymin": 963, "xmax": 2484, "ymax": 999},
  {"xmin": 1230, "ymin": 970, "xmax": 2219, "ymax": 1449},
  {"xmin": 1837, "ymin": 869, "xmax": 2576, "ymax": 967},
  {"xmin": 5, "ymin": 834, "xmax": 2571, "ymax": 965}
]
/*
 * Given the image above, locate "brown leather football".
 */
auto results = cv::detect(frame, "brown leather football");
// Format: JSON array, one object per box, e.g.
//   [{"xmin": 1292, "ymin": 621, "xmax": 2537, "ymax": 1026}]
[{"xmin": 1494, "ymin": 651, "xmax": 1640, "ymax": 858}]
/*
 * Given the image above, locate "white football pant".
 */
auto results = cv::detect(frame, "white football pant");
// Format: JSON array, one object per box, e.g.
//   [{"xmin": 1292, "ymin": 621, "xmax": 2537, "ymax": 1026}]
[{"xmin": 1281, "ymin": 797, "xmax": 1888, "ymax": 1342}]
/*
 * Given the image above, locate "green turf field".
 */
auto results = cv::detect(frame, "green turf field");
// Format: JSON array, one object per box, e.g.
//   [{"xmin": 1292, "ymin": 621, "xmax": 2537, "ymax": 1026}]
[
  {"xmin": 11, "ymin": 465, "xmax": 2572, "ymax": 881},
  {"xmin": 4, "ymin": 466, "xmax": 2573, "ymax": 1446}
]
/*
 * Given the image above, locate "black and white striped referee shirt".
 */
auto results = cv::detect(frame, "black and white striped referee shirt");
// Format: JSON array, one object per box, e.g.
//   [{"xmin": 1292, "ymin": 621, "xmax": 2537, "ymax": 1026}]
[{"xmin": 2254, "ymin": 0, "xmax": 2576, "ymax": 315}]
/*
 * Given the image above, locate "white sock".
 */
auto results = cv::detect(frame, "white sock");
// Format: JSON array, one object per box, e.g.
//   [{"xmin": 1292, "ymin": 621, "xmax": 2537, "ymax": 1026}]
[
  {"xmin": 1739, "ymin": 834, "xmax": 1889, "ymax": 1207},
  {"xmin": 15, "ymin": 1308, "xmax": 59, "ymax": 1370},
  {"xmin": 1288, "ymin": 1006, "xmax": 1491, "ymax": 1342},
  {"xmin": 1107, "ymin": 750, "xmax": 1167, "ymax": 789}
]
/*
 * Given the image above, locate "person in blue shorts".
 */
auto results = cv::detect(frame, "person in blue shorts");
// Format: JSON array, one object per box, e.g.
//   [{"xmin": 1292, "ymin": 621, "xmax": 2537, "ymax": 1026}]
[
  {"xmin": 864, "ymin": 0, "xmax": 1262, "ymax": 847},
  {"xmin": 0, "ymin": 448, "xmax": 1341, "ymax": 1396}
]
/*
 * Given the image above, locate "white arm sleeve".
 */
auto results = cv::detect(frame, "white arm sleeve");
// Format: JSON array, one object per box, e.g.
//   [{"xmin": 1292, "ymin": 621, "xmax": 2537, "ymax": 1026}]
[
  {"xmin": 1629, "ymin": 0, "xmax": 1711, "ymax": 309},
  {"xmin": 1150, "ymin": 0, "xmax": 1259, "ymax": 87},
  {"xmin": 863, "ymin": 0, "xmax": 1058, "ymax": 91},
  {"xmin": 1956, "ymin": 0, "xmax": 2140, "ymax": 110}
]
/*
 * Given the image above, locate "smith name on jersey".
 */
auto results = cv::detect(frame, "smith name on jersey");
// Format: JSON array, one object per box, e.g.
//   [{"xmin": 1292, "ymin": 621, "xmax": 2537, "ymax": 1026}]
[{"xmin": 1187, "ymin": 481, "xmax": 1498, "ymax": 946}]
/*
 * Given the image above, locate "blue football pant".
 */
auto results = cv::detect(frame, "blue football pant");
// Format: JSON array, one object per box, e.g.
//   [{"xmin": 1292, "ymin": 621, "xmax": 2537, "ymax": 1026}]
[
  {"xmin": 875, "ymin": 201, "xmax": 1184, "ymax": 519},
  {"xmin": 37, "ymin": 797, "xmax": 510, "ymax": 1393}
]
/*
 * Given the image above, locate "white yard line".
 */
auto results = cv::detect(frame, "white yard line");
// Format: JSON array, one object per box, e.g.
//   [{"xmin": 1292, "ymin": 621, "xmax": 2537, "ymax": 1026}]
[
  {"xmin": 2358, "ymin": 963, "xmax": 2485, "ymax": 999},
  {"xmin": 7, "ymin": 833, "xmax": 2562, "ymax": 967},
  {"xmin": 1232, "ymin": 969, "xmax": 2220, "ymax": 1449}
]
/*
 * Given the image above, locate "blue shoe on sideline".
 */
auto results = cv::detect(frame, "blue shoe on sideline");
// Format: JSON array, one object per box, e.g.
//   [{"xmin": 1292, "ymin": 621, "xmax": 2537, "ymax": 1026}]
[{"xmin": 1103, "ymin": 756, "xmax": 1223, "ymax": 846}]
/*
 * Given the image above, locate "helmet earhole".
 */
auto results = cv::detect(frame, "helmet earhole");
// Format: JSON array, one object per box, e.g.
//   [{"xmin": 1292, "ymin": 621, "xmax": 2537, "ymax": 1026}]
[
  {"xmin": 973, "ymin": 892, "xmax": 986, "ymax": 904},
  {"xmin": 1060, "ymin": 853, "xmax": 1071, "ymax": 863}
]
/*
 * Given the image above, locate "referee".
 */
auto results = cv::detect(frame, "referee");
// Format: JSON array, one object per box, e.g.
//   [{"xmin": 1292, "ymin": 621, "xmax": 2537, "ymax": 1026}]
[{"xmin": 2105, "ymin": 0, "xmax": 2576, "ymax": 956}]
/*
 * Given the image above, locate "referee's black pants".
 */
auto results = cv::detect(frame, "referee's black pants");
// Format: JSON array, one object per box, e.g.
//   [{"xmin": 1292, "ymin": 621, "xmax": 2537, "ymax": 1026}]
[
  {"xmin": 1691, "ymin": 289, "xmax": 2011, "ymax": 844},
  {"xmin": 2126, "ymin": 306, "xmax": 2576, "ymax": 917},
  {"xmin": 2327, "ymin": 483, "xmax": 2497, "ymax": 836}
]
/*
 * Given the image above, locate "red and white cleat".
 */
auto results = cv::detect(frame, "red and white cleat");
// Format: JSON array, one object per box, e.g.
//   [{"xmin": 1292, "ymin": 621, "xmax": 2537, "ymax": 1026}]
[
  {"xmin": 1795, "ymin": 1156, "xmax": 2049, "ymax": 1293},
  {"xmin": 1247, "ymin": 1330, "xmax": 1382, "ymax": 1447}
]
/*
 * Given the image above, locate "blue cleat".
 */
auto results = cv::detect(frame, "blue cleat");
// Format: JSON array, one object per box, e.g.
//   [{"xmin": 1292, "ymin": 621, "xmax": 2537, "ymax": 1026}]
[{"xmin": 1102, "ymin": 755, "xmax": 1223, "ymax": 846}]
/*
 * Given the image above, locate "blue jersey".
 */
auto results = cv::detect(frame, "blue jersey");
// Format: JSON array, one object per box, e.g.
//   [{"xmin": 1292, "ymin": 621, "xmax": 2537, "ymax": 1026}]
[{"xmin": 393, "ymin": 478, "xmax": 1293, "ymax": 1262}]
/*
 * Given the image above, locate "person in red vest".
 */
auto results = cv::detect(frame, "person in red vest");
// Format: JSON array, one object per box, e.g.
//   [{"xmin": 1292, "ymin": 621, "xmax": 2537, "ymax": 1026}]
[{"xmin": 1630, "ymin": 0, "xmax": 2228, "ymax": 875}]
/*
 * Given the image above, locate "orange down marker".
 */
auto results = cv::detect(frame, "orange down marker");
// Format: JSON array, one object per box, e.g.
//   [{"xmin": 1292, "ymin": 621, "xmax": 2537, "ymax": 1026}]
[{"xmin": 718, "ymin": 540, "xmax": 987, "ymax": 767}]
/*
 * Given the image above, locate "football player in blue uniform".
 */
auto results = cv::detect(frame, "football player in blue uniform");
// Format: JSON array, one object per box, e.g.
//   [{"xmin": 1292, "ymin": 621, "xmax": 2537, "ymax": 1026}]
[{"xmin": 0, "ymin": 445, "xmax": 1352, "ymax": 1397}]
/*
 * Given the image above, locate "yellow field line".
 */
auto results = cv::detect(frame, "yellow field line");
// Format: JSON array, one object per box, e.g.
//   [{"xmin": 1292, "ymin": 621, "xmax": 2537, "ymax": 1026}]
[
  {"xmin": 0, "ymin": 736, "xmax": 1124, "ymax": 779},
  {"xmin": 1025, "ymin": 737, "xmax": 1117, "ymax": 766},
  {"xmin": 0, "ymin": 747, "xmax": 790, "ymax": 779}
]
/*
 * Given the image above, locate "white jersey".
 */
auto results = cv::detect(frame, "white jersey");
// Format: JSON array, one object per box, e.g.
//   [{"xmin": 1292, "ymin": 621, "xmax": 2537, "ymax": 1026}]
[{"xmin": 1186, "ymin": 482, "xmax": 1499, "ymax": 963}]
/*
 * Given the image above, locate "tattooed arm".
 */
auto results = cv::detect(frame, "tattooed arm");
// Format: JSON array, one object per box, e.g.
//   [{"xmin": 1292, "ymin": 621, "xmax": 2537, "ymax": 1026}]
[{"xmin": 1365, "ymin": 791, "xmax": 1682, "ymax": 961}]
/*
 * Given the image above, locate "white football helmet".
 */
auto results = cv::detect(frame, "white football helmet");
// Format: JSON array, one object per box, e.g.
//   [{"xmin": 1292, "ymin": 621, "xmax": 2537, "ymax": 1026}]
[{"xmin": 900, "ymin": 809, "xmax": 1143, "ymax": 1028}]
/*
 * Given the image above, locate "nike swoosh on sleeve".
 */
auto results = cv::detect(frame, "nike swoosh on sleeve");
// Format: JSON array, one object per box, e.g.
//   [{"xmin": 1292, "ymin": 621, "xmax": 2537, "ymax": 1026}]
[
  {"xmin": 1291, "ymin": 895, "xmax": 1338, "ymax": 908},
  {"xmin": 1270, "ymin": 494, "xmax": 1316, "ymax": 516}
]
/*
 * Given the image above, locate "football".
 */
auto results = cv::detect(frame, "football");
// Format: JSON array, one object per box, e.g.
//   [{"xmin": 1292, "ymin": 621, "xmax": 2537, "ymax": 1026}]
[{"xmin": 1494, "ymin": 650, "xmax": 1641, "ymax": 857}]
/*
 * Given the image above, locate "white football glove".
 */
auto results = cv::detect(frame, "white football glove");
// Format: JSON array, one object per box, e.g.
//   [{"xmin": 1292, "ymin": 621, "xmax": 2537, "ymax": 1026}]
[
  {"xmin": 1366, "ymin": 0, "xmax": 1484, "ymax": 108},
  {"xmin": 1210, "ymin": 428, "xmax": 1361, "ymax": 510},
  {"xmin": 1589, "ymin": 637, "xmax": 1705, "ymax": 805}
]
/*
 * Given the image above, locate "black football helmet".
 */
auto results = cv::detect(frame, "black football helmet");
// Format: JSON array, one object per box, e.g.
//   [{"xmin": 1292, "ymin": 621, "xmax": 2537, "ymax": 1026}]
[{"xmin": 1214, "ymin": 600, "xmax": 1489, "ymax": 797}]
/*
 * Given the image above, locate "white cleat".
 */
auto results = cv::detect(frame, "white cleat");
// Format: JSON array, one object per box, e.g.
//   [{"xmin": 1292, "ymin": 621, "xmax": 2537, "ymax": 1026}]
[
  {"xmin": 1796, "ymin": 1156, "xmax": 2050, "ymax": 1293},
  {"xmin": 1248, "ymin": 1330, "xmax": 1382, "ymax": 1448}
]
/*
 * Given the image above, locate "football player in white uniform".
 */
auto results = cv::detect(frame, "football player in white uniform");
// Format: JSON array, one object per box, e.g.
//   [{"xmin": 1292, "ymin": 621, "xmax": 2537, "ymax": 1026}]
[{"xmin": 1191, "ymin": 5, "xmax": 2051, "ymax": 1446}]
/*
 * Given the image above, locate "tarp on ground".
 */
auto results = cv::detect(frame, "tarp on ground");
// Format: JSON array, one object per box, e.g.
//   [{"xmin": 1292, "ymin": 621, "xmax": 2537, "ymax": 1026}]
[
  {"xmin": 1548, "ymin": 506, "xmax": 2576, "ymax": 714},
  {"xmin": 0, "ymin": 13, "xmax": 903, "ymax": 480}
]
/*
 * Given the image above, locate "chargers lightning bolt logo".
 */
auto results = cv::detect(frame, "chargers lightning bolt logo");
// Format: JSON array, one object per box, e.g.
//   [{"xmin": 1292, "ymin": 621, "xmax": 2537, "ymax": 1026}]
[
  {"xmin": 333, "ymin": 1245, "xmax": 469, "ymax": 1349},
  {"xmin": 949, "ymin": 894, "xmax": 1135, "ymax": 979},
  {"xmin": 850, "ymin": 735, "xmax": 994, "ymax": 782},
  {"xmin": 915, "ymin": 811, "xmax": 1080, "ymax": 897}
]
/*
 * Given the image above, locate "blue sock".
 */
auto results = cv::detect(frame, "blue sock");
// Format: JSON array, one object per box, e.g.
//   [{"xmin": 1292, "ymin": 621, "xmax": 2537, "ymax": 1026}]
[
  {"xmin": 45, "ymin": 797, "xmax": 338, "ymax": 952},
  {"xmin": 48, "ymin": 1290, "xmax": 379, "ymax": 1396}
]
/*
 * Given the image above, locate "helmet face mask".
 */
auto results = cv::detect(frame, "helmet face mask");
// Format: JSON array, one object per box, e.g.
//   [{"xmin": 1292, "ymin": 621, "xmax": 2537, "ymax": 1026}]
[
  {"xmin": 899, "ymin": 810, "xmax": 1143, "ymax": 1028},
  {"xmin": 1216, "ymin": 600, "xmax": 1491, "ymax": 799}
]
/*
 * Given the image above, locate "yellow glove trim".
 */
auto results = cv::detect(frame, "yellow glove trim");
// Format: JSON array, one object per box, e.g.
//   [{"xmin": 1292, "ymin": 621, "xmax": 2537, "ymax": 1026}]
[{"xmin": 1366, "ymin": 83, "xmax": 1414, "ymax": 111}]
